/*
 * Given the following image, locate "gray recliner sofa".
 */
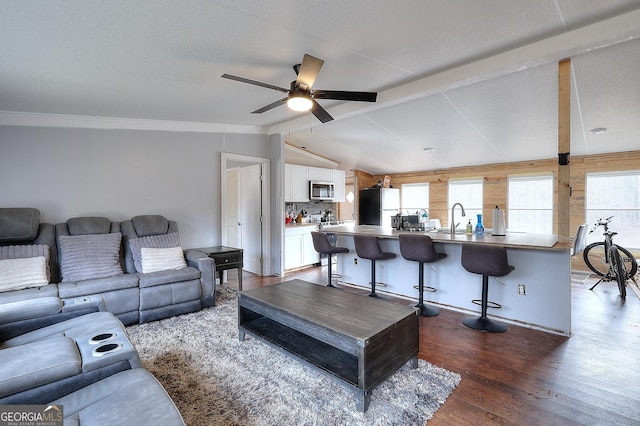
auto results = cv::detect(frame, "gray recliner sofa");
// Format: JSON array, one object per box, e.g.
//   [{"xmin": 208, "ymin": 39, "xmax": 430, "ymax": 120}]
[
  {"xmin": 55, "ymin": 215, "xmax": 216, "ymax": 325},
  {"xmin": 0, "ymin": 209, "xmax": 188, "ymax": 423},
  {"xmin": 120, "ymin": 215, "xmax": 216, "ymax": 323},
  {"xmin": 55, "ymin": 217, "xmax": 141, "ymax": 325},
  {"xmin": 0, "ymin": 311, "xmax": 142, "ymax": 405},
  {"xmin": 0, "ymin": 208, "xmax": 103, "ymax": 340}
]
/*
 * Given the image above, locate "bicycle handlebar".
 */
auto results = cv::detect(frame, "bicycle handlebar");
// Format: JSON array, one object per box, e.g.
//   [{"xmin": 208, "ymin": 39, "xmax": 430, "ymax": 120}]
[{"xmin": 589, "ymin": 215, "xmax": 615, "ymax": 234}]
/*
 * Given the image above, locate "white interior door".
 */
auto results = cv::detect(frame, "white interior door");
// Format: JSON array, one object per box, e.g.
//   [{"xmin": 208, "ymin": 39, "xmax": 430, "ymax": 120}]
[
  {"xmin": 225, "ymin": 169, "xmax": 241, "ymax": 248},
  {"xmin": 240, "ymin": 164, "xmax": 263, "ymax": 275}
]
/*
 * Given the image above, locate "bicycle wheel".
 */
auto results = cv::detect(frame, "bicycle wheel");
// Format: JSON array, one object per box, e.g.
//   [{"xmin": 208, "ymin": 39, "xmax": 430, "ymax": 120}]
[
  {"xmin": 583, "ymin": 242, "xmax": 608, "ymax": 277},
  {"xmin": 616, "ymin": 245, "xmax": 638, "ymax": 279},
  {"xmin": 609, "ymin": 246, "xmax": 627, "ymax": 298}
]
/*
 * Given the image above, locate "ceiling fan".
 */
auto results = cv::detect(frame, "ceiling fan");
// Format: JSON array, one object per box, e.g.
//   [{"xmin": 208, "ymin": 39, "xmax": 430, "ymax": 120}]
[{"xmin": 221, "ymin": 54, "xmax": 377, "ymax": 123}]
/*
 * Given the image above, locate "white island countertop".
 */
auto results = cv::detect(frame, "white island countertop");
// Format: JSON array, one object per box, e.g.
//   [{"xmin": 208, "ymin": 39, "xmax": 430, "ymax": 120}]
[{"xmin": 320, "ymin": 224, "xmax": 565, "ymax": 251}]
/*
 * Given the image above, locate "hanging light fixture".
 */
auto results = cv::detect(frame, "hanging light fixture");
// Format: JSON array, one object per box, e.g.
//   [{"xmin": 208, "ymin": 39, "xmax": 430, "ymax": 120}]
[{"xmin": 287, "ymin": 91, "xmax": 313, "ymax": 112}]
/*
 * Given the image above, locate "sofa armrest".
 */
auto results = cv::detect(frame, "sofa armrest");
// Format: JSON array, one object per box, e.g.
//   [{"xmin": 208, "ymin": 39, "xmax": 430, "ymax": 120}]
[
  {"xmin": 184, "ymin": 249, "xmax": 216, "ymax": 307},
  {"xmin": 0, "ymin": 337, "xmax": 81, "ymax": 398},
  {"xmin": 61, "ymin": 295, "xmax": 106, "ymax": 313}
]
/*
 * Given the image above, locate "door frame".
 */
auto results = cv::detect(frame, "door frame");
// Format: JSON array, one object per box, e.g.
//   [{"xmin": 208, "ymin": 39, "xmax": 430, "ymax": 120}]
[{"xmin": 221, "ymin": 153, "xmax": 272, "ymax": 276}]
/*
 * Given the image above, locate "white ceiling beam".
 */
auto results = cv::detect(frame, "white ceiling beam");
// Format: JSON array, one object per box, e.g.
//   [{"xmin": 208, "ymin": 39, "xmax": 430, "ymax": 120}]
[{"xmin": 268, "ymin": 8, "xmax": 640, "ymax": 135}]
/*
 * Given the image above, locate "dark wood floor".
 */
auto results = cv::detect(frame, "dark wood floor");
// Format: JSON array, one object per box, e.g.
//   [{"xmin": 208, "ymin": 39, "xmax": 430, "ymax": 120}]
[{"xmin": 229, "ymin": 267, "xmax": 640, "ymax": 425}]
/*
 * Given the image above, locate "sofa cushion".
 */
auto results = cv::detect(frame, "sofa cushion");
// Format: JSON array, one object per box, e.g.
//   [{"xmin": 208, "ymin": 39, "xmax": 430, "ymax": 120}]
[
  {"xmin": 140, "ymin": 247, "xmax": 186, "ymax": 274},
  {"xmin": 0, "ymin": 284, "xmax": 59, "ymax": 305},
  {"xmin": 0, "ymin": 257, "xmax": 49, "ymax": 292},
  {"xmin": 53, "ymin": 369, "xmax": 185, "ymax": 426},
  {"xmin": 0, "ymin": 208, "xmax": 40, "ymax": 243},
  {"xmin": 137, "ymin": 266, "xmax": 200, "ymax": 288},
  {"xmin": 58, "ymin": 273, "xmax": 139, "ymax": 299},
  {"xmin": 0, "ymin": 337, "xmax": 81, "ymax": 398},
  {"xmin": 129, "ymin": 232, "xmax": 181, "ymax": 273},
  {"xmin": 58, "ymin": 233, "xmax": 123, "ymax": 282},
  {"xmin": 0, "ymin": 297, "xmax": 63, "ymax": 324}
]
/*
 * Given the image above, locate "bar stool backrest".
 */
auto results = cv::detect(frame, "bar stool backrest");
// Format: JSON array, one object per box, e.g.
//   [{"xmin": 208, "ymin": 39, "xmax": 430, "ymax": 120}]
[{"xmin": 461, "ymin": 244, "xmax": 514, "ymax": 277}]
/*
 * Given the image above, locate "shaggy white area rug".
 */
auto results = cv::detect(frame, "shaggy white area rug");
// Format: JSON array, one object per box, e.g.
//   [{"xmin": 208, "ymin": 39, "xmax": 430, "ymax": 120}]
[{"xmin": 127, "ymin": 287, "xmax": 461, "ymax": 425}]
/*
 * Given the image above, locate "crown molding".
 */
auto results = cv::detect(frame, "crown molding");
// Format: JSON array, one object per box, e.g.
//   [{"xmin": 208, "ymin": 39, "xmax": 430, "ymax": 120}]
[{"xmin": 0, "ymin": 111, "xmax": 266, "ymax": 134}]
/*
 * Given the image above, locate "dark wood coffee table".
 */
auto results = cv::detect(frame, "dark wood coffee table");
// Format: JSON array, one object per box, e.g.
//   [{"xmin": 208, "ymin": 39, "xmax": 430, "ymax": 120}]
[{"xmin": 237, "ymin": 280, "xmax": 419, "ymax": 412}]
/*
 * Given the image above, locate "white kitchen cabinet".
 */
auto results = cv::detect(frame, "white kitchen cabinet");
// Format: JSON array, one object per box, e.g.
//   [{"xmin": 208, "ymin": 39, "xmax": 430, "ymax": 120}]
[
  {"xmin": 284, "ymin": 233, "xmax": 304, "ymax": 270},
  {"xmin": 285, "ymin": 164, "xmax": 309, "ymax": 202},
  {"xmin": 286, "ymin": 164, "xmax": 346, "ymax": 202},
  {"xmin": 285, "ymin": 225, "xmax": 319, "ymax": 270},
  {"xmin": 302, "ymin": 232, "xmax": 320, "ymax": 266},
  {"xmin": 332, "ymin": 169, "xmax": 346, "ymax": 202},
  {"xmin": 308, "ymin": 166, "xmax": 333, "ymax": 182}
]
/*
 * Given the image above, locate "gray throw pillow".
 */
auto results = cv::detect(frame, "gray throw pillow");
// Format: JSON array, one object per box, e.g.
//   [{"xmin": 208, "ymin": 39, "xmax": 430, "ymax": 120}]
[
  {"xmin": 58, "ymin": 232, "xmax": 123, "ymax": 282},
  {"xmin": 129, "ymin": 232, "xmax": 181, "ymax": 273}
]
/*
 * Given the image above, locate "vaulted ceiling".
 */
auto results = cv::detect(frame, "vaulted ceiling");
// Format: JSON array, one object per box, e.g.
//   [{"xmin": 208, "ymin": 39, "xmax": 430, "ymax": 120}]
[{"xmin": 2, "ymin": 1, "xmax": 639, "ymax": 175}]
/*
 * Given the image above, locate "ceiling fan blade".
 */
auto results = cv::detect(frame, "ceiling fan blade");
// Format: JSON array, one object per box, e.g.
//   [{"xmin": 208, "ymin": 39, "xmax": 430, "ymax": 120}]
[
  {"xmin": 221, "ymin": 74, "xmax": 289, "ymax": 93},
  {"xmin": 295, "ymin": 54, "xmax": 324, "ymax": 89},
  {"xmin": 252, "ymin": 98, "xmax": 288, "ymax": 114},
  {"xmin": 310, "ymin": 99, "xmax": 333, "ymax": 123},
  {"xmin": 313, "ymin": 90, "xmax": 377, "ymax": 102}
]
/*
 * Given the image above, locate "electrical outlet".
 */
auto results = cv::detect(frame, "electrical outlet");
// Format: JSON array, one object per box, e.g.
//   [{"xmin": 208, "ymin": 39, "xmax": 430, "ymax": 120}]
[
  {"xmin": 353, "ymin": 258, "xmax": 358, "ymax": 265},
  {"xmin": 518, "ymin": 284, "xmax": 526, "ymax": 295}
]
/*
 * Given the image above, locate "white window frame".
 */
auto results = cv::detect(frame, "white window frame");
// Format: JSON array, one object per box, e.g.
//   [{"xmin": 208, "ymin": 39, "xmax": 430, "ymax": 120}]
[
  {"xmin": 585, "ymin": 170, "xmax": 640, "ymax": 249},
  {"xmin": 507, "ymin": 174, "xmax": 554, "ymax": 234},
  {"xmin": 401, "ymin": 182, "xmax": 430, "ymax": 215},
  {"xmin": 448, "ymin": 178, "xmax": 483, "ymax": 229}
]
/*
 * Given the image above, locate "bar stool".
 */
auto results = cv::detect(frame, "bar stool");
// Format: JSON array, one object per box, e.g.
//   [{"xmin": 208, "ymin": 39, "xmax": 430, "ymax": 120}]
[
  {"xmin": 353, "ymin": 235, "xmax": 396, "ymax": 298},
  {"xmin": 461, "ymin": 244, "xmax": 514, "ymax": 333},
  {"xmin": 398, "ymin": 234, "xmax": 447, "ymax": 317},
  {"xmin": 311, "ymin": 231, "xmax": 349, "ymax": 288}
]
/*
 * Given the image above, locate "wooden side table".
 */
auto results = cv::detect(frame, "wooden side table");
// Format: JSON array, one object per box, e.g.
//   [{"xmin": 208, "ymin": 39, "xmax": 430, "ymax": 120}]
[{"xmin": 191, "ymin": 246, "xmax": 244, "ymax": 291}]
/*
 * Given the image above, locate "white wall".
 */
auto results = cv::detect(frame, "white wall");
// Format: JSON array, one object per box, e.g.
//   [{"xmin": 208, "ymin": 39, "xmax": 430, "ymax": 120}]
[{"xmin": 0, "ymin": 126, "xmax": 273, "ymax": 249}]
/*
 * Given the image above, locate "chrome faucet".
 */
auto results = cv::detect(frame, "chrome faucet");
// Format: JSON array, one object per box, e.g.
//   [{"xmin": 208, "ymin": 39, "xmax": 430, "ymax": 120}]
[{"xmin": 450, "ymin": 203, "xmax": 466, "ymax": 234}]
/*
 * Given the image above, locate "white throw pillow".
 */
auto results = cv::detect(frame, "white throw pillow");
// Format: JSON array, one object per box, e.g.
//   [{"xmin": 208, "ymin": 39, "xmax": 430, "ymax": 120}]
[
  {"xmin": 0, "ymin": 256, "xmax": 49, "ymax": 292},
  {"xmin": 140, "ymin": 246, "xmax": 186, "ymax": 274}
]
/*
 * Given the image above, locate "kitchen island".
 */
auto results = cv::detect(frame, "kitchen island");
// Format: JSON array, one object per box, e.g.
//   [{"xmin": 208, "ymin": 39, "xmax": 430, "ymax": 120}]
[{"xmin": 322, "ymin": 225, "xmax": 572, "ymax": 335}]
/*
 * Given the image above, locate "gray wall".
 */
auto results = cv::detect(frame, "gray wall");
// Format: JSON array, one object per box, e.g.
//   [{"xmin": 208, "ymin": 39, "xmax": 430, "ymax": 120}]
[{"xmin": 0, "ymin": 126, "xmax": 275, "ymax": 250}]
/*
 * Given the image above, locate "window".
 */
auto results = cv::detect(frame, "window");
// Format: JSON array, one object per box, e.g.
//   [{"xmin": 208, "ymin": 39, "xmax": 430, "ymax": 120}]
[
  {"xmin": 507, "ymin": 175, "xmax": 553, "ymax": 233},
  {"xmin": 401, "ymin": 183, "xmax": 429, "ymax": 215},
  {"xmin": 448, "ymin": 179, "xmax": 483, "ymax": 229},
  {"xmin": 586, "ymin": 171, "xmax": 640, "ymax": 249}
]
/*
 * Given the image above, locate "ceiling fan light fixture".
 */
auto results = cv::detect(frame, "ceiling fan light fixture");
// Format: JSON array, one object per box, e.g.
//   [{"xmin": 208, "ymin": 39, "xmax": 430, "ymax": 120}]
[{"xmin": 287, "ymin": 91, "xmax": 313, "ymax": 112}]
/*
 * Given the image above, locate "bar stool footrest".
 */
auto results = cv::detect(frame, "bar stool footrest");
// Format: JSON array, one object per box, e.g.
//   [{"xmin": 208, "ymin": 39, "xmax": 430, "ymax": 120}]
[
  {"xmin": 471, "ymin": 299, "xmax": 502, "ymax": 309},
  {"xmin": 413, "ymin": 285, "xmax": 437, "ymax": 292}
]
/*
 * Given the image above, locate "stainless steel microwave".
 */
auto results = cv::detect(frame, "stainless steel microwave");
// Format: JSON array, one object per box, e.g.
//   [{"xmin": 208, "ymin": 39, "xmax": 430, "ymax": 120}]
[{"xmin": 309, "ymin": 181, "xmax": 335, "ymax": 201}]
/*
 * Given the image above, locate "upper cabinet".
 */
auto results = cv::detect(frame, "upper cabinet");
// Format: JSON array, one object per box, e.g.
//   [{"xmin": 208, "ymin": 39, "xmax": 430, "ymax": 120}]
[
  {"xmin": 332, "ymin": 169, "xmax": 346, "ymax": 202},
  {"xmin": 285, "ymin": 164, "xmax": 309, "ymax": 202},
  {"xmin": 308, "ymin": 166, "xmax": 333, "ymax": 182},
  {"xmin": 285, "ymin": 164, "xmax": 346, "ymax": 202}
]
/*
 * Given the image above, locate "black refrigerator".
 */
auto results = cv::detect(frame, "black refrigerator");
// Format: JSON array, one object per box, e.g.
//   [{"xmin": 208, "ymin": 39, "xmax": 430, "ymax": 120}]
[{"xmin": 358, "ymin": 187, "xmax": 400, "ymax": 226}]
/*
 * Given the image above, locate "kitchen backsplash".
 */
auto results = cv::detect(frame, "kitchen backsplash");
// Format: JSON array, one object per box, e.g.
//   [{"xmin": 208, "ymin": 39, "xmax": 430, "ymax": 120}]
[{"xmin": 285, "ymin": 201, "xmax": 337, "ymax": 222}]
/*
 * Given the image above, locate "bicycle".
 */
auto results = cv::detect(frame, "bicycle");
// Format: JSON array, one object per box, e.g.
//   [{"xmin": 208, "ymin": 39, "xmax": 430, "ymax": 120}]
[{"xmin": 583, "ymin": 216, "xmax": 638, "ymax": 298}]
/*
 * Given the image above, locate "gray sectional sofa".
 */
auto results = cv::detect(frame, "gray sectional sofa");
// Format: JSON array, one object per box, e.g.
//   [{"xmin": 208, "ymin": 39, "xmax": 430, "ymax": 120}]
[
  {"xmin": 0, "ymin": 208, "xmax": 216, "ymax": 328},
  {"xmin": 0, "ymin": 207, "xmax": 213, "ymax": 424}
]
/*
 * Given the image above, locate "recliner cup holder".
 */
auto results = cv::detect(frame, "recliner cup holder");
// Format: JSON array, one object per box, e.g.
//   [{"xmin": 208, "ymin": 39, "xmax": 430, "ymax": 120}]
[
  {"xmin": 89, "ymin": 332, "xmax": 117, "ymax": 344},
  {"xmin": 92, "ymin": 342, "xmax": 123, "ymax": 357}
]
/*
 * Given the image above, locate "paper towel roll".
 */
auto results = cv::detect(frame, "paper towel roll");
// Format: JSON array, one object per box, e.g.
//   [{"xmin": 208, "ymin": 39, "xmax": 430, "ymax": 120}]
[{"xmin": 492, "ymin": 207, "xmax": 506, "ymax": 236}]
